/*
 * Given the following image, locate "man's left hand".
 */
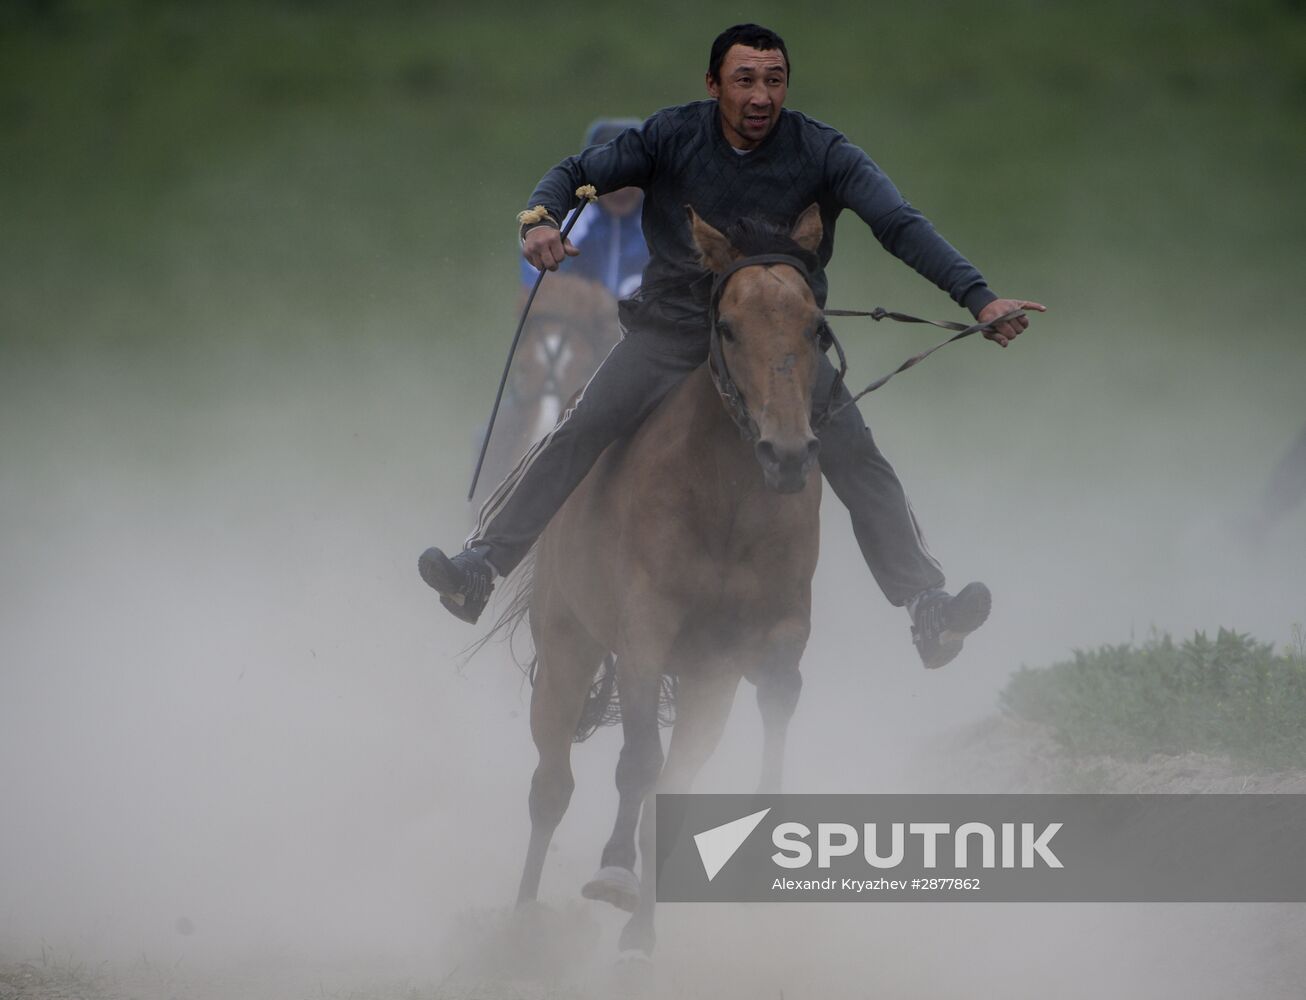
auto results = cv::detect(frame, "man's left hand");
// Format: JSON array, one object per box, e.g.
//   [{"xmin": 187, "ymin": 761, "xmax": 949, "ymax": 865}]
[{"xmin": 977, "ymin": 298, "xmax": 1047, "ymax": 347}]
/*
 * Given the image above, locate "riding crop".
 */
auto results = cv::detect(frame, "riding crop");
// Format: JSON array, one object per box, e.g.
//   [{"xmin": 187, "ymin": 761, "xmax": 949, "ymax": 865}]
[{"xmin": 467, "ymin": 184, "xmax": 599, "ymax": 501}]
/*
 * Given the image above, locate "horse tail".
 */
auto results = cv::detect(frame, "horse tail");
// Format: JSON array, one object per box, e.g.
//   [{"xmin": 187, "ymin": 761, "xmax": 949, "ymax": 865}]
[
  {"xmin": 573, "ymin": 653, "xmax": 619, "ymax": 743},
  {"xmin": 461, "ymin": 549, "xmax": 536, "ymax": 678},
  {"xmin": 572, "ymin": 656, "xmax": 678, "ymax": 743}
]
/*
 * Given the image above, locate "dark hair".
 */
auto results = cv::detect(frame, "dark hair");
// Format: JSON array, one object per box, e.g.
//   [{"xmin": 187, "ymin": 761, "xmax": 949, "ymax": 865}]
[{"xmin": 708, "ymin": 23, "xmax": 790, "ymax": 83}]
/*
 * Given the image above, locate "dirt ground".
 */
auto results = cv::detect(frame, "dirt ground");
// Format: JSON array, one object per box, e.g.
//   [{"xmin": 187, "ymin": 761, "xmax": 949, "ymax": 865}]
[
  {"xmin": 6, "ymin": 716, "xmax": 1306, "ymax": 1000},
  {"xmin": 939, "ymin": 714, "xmax": 1306, "ymax": 795}
]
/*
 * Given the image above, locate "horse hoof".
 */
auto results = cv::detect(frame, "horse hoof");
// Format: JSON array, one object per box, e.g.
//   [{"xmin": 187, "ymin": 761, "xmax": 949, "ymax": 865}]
[
  {"xmin": 605, "ymin": 948, "xmax": 656, "ymax": 997},
  {"xmin": 618, "ymin": 919, "xmax": 656, "ymax": 956},
  {"xmin": 581, "ymin": 865, "xmax": 640, "ymax": 912}
]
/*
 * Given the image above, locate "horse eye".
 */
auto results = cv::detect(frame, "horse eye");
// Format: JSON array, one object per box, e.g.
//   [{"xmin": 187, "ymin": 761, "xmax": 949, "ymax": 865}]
[{"xmin": 718, "ymin": 321, "xmax": 735, "ymax": 342}]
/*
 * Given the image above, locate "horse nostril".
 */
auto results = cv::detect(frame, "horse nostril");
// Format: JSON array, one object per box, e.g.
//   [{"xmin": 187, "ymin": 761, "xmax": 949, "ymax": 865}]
[
  {"xmin": 755, "ymin": 440, "xmax": 779, "ymax": 466},
  {"xmin": 805, "ymin": 438, "xmax": 820, "ymax": 458}
]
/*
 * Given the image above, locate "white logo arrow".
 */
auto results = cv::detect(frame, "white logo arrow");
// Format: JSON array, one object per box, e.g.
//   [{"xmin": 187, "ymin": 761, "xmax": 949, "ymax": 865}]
[{"xmin": 693, "ymin": 808, "xmax": 771, "ymax": 881}]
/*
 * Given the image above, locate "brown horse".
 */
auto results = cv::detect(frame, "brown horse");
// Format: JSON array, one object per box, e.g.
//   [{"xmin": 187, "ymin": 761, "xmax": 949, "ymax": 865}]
[
  {"xmin": 513, "ymin": 205, "xmax": 828, "ymax": 956},
  {"xmin": 472, "ymin": 274, "xmax": 621, "ymax": 507}
]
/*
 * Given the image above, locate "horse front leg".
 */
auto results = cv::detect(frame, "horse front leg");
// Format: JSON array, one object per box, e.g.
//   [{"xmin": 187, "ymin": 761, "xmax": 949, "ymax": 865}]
[
  {"xmin": 618, "ymin": 664, "xmax": 743, "ymax": 957},
  {"xmin": 618, "ymin": 785, "xmax": 661, "ymax": 956},
  {"xmin": 581, "ymin": 656, "xmax": 666, "ymax": 916},
  {"xmin": 754, "ymin": 619, "xmax": 809, "ymax": 794}
]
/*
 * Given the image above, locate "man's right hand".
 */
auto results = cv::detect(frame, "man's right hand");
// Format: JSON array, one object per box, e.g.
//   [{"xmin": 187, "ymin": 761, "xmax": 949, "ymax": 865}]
[{"xmin": 523, "ymin": 225, "xmax": 580, "ymax": 272}]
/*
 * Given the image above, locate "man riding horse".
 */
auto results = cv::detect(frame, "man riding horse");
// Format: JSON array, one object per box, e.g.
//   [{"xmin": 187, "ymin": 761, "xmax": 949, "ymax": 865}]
[{"xmin": 421, "ymin": 22, "xmax": 1045, "ymax": 670}]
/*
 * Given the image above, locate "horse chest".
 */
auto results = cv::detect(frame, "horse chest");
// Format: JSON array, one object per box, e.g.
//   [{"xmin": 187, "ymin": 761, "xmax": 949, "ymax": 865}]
[{"xmin": 689, "ymin": 495, "xmax": 819, "ymax": 609}]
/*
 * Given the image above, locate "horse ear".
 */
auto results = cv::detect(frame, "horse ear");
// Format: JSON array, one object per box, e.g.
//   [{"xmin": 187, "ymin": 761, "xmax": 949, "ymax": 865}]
[
  {"xmin": 790, "ymin": 203, "xmax": 823, "ymax": 253},
  {"xmin": 687, "ymin": 207, "xmax": 737, "ymax": 273}
]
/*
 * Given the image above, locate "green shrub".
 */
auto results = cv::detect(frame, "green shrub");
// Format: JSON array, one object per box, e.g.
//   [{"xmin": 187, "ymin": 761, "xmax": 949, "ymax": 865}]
[{"xmin": 1000, "ymin": 629, "xmax": 1306, "ymax": 769}]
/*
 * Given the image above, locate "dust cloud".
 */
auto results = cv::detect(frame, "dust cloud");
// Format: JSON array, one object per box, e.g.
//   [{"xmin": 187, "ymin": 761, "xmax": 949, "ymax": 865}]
[{"xmin": 1, "ymin": 286, "xmax": 1302, "ymax": 1000}]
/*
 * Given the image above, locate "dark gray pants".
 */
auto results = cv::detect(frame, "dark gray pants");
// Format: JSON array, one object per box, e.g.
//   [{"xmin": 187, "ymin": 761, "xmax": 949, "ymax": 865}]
[{"xmin": 467, "ymin": 325, "xmax": 944, "ymax": 605}]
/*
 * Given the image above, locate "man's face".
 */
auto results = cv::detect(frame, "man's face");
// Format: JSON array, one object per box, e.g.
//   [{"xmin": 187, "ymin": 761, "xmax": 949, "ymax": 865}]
[{"xmin": 706, "ymin": 44, "xmax": 788, "ymax": 150}]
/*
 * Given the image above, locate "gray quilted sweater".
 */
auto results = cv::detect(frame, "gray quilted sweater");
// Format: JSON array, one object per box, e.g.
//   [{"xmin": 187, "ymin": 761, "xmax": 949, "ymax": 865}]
[{"xmin": 526, "ymin": 99, "xmax": 997, "ymax": 334}]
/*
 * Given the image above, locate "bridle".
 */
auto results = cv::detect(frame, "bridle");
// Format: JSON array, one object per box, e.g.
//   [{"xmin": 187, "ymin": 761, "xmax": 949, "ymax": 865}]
[
  {"xmin": 707, "ymin": 252, "xmax": 845, "ymax": 446},
  {"xmin": 707, "ymin": 253, "xmax": 1029, "ymax": 441}
]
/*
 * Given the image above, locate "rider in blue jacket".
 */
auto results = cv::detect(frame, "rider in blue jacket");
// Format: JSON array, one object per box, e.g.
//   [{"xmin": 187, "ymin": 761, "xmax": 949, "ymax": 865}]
[{"xmin": 519, "ymin": 119, "xmax": 649, "ymax": 301}]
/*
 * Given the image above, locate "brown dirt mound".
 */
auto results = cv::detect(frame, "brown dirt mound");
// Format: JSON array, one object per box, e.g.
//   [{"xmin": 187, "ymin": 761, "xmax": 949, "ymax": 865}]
[{"xmin": 937, "ymin": 713, "xmax": 1306, "ymax": 793}]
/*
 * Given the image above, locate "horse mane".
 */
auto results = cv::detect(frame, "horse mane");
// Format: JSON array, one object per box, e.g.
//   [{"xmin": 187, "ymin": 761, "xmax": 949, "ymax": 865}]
[{"xmin": 723, "ymin": 217, "xmax": 820, "ymax": 275}]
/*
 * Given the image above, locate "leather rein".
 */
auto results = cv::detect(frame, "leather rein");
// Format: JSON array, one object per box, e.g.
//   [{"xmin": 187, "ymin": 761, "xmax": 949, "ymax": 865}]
[{"xmin": 707, "ymin": 253, "xmax": 1027, "ymax": 441}]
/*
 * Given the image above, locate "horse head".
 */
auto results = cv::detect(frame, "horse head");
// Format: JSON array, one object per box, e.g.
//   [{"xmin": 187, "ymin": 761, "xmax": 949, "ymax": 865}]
[{"xmin": 690, "ymin": 203, "xmax": 825, "ymax": 494}]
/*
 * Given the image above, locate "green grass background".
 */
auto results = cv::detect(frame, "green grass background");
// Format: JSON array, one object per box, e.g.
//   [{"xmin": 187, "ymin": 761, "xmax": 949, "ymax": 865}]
[
  {"xmin": 5, "ymin": 0, "xmax": 1304, "ymax": 491},
  {"xmin": 4, "ymin": 0, "xmax": 1305, "ymax": 362},
  {"xmin": 1002, "ymin": 628, "xmax": 1306, "ymax": 768}
]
